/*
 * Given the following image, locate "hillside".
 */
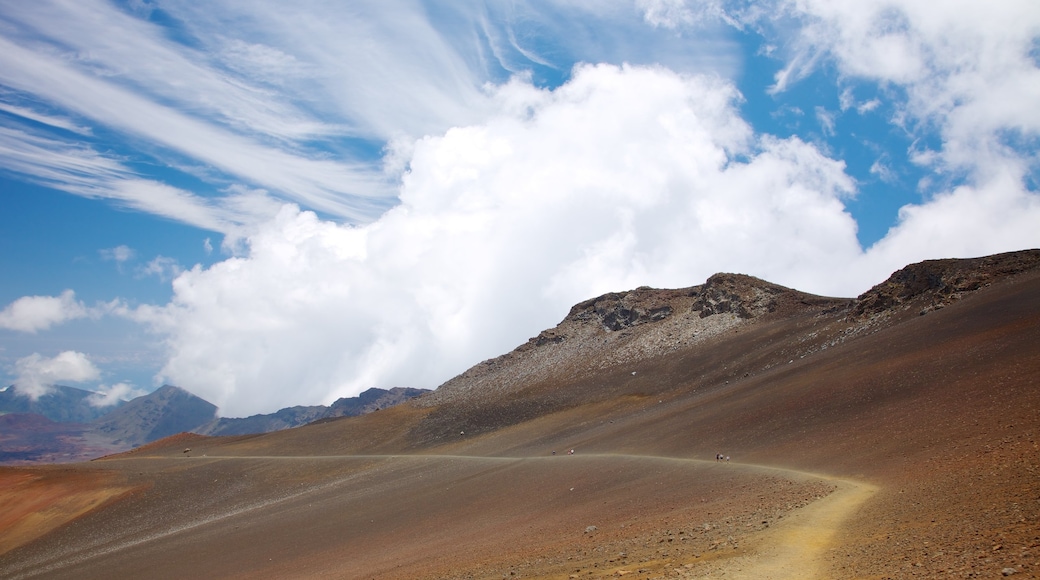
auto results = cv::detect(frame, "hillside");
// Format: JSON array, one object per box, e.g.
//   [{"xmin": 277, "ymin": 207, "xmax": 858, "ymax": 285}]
[{"xmin": 0, "ymin": 250, "xmax": 1037, "ymax": 579}]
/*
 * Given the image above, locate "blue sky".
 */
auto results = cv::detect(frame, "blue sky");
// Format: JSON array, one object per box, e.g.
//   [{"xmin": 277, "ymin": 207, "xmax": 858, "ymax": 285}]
[{"xmin": 1, "ymin": 0, "xmax": 1038, "ymax": 417}]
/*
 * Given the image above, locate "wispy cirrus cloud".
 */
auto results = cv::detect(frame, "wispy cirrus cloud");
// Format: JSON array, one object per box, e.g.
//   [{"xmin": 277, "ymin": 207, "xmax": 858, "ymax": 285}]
[
  {"xmin": 0, "ymin": 0, "xmax": 738, "ymax": 231},
  {"xmin": 745, "ymin": 0, "xmax": 1040, "ymax": 181},
  {"xmin": 0, "ymin": 124, "xmax": 262, "ymax": 232},
  {"xmin": 0, "ymin": 33, "xmax": 395, "ymax": 220},
  {"xmin": 0, "ymin": 101, "xmax": 92, "ymax": 135}
]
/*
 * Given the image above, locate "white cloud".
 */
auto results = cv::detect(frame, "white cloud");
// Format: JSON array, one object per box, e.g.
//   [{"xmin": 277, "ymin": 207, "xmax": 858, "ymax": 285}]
[
  {"xmin": 638, "ymin": 0, "xmax": 696, "ymax": 28},
  {"xmin": 0, "ymin": 0, "xmax": 741, "ymax": 232},
  {"xmin": 0, "ymin": 125, "xmax": 248, "ymax": 232},
  {"xmin": 0, "ymin": 290, "xmax": 89, "ymax": 333},
  {"xmin": 138, "ymin": 64, "xmax": 867, "ymax": 417},
  {"xmin": 0, "ymin": 102, "xmax": 92, "ymax": 135},
  {"xmin": 0, "ymin": 33, "xmax": 396, "ymax": 220},
  {"xmin": 861, "ymin": 167, "xmax": 1040, "ymax": 273},
  {"xmin": 10, "ymin": 351, "xmax": 101, "ymax": 399},
  {"xmin": 139, "ymin": 256, "xmax": 185, "ymax": 283},
  {"xmin": 743, "ymin": 0, "xmax": 1040, "ymax": 273},
  {"xmin": 101, "ymin": 245, "xmax": 135, "ymax": 265},
  {"xmin": 755, "ymin": 0, "xmax": 1040, "ymax": 179},
  {"xmin": 87, "ymin": 382, "xmax": 147, "ymax": 408},
  {"xmin": 857, "ymin": 99, "xmax": 881, "ymax": 114},
  {"xmin": 815, "ymin": 106, "xmax": 836, "ymax": 136},
  {"xmin": 869, "ymin": 158, "xmax": 897, "ymax": 183},
  {"xmin": 134, "ymin": 59, "xmax": 1040, "ymax": 417}
]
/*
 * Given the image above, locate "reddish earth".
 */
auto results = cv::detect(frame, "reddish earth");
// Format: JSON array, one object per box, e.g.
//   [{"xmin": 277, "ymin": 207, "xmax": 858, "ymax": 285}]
[{"xmin": 0, "ymin": 254, "xmax": 1038, "ymax": 579}]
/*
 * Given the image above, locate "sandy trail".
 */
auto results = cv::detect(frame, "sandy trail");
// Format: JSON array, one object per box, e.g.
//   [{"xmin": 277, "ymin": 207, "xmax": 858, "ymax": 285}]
[{"xmin": 679, "ymin": 472, "xmax": 878, "ymax": 579}]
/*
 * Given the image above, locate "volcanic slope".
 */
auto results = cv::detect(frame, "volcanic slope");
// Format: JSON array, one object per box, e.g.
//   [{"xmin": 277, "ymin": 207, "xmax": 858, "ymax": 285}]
[{"xmin": 0, "ymin": 250, "xmax": 1038, "ymax": 579}]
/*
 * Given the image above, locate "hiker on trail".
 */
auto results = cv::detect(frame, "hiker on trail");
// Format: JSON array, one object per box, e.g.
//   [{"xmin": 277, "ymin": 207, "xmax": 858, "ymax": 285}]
[
  {"xmin": 716, "ymin": 453, "xmax": 721, "ymax": 462},
  {"xmin": 569, "ymin": 449, "xmax": 575, "ymax": 455}
]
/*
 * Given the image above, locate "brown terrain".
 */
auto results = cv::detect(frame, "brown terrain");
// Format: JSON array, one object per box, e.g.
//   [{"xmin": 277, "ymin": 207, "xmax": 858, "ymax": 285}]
[{"xmin": 0, "ymin": 250, "xmax": 1038, "ymax": 579}]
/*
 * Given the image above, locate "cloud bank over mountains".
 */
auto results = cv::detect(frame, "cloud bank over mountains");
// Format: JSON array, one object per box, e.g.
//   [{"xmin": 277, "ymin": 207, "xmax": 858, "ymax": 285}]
[{"xmin": 1, "ymin": 1, "xmax": 1038, "ymax": 416}]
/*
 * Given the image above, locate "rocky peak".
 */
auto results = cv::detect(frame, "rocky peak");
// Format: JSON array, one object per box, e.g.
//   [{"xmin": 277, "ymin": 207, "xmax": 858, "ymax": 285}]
[
  {"xmin": 559, "ymin": 273, "xmax": 829, "ymax": 335},
  {"xmin": 690, "ymin": 273, "xmax": 794, "ymax": 319}
]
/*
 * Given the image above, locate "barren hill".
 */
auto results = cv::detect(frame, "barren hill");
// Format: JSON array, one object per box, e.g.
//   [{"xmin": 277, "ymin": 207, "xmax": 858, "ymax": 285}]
[{"xmin": 1, "ymin": 250, "xmax": 1038, "ymax": 579}]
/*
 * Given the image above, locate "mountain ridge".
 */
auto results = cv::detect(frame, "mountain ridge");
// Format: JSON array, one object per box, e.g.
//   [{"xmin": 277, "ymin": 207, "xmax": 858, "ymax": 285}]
[{"xmin": 0, "ymin": 383, "xmax": 430, "ymax": 464}]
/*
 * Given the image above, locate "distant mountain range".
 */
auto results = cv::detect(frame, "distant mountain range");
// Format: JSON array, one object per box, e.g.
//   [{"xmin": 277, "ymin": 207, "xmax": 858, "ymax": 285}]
[
  {"xmin": 0, "ymin": 384, "xmax": 120, "ymax": 423},
  {"xmin": 0, "ymin": 384, "xmax": 428, "ymax": 464},
  {"xmin": 198, "ymin": 387, "xmax": 429, "ymax": 436}
]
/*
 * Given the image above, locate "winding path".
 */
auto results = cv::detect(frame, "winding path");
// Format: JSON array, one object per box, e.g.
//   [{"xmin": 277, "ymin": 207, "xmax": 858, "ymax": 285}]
[
  {"xmin": 174, "ymin": 452, "xmax": 879, "ymax": 579},
  {"xmin": 3, "ymin": 453, "xmax": 878, "ymax": 580}
]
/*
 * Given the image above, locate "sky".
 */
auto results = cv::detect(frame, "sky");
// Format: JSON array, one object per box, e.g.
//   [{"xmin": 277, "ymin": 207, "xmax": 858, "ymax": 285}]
[{"xmin": 1, "ymin": 0, "xmax": 1038, "ymax": 418}]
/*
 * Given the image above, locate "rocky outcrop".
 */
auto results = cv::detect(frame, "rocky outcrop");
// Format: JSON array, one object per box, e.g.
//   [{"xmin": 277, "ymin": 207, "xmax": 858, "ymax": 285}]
[
  {"xmin": 423, "ymin": 274, "xmax": 847, "ymax": 410},
  {"xmin": 567, "ymin": 287, "xmax": 687, "ymax": 332},
  {"xmin": 848, "ymin": 250, "xmax": 1040, "ymax": 321},
  {"xmin": 422, "ymin": 251, "xmax": 1040, "ymax": 415}
]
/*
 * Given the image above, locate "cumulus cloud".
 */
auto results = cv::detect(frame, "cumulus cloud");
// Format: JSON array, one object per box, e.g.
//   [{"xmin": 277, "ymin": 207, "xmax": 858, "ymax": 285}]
[
  {"xmin": 10, "ymin": 350, "xmax": 101, "ymax": 399},
  {"xmin": 0, "ymin": 290, "xmax": 89, "ymax": 333},
  {"xmin": 136, "ymin": 64, "xmax": 867, "ymax": 417}
]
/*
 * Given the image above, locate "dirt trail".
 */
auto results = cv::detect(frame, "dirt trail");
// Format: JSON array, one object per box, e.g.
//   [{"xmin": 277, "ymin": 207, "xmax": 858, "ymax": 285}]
[
  {"xmin": 680, "ymin": 472, "xmax": 878, "ymax": 579},
  {"xmin": 165, "ymin": 453, "xmax": 879, "ymax": 579}
]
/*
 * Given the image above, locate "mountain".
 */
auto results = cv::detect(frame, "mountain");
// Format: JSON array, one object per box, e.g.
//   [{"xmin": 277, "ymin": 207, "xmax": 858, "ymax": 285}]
[
  {"xmin": 0, "ymin": 384, "xmax": 124, "ymax": 423},
  {"xmin": 0, "ymin": 383, "xmax": 431, "ymax": 463},
  {"xmin": 1, "ymin": 250, "xmax": 1038, "ymax": 579},
  {"xmin": 92, "ymin": 385, "xmax": 217, "ymax": 447},
  {"xmin": 198, "ymin": 387, "xmax": 430, "ymax": 436}
]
